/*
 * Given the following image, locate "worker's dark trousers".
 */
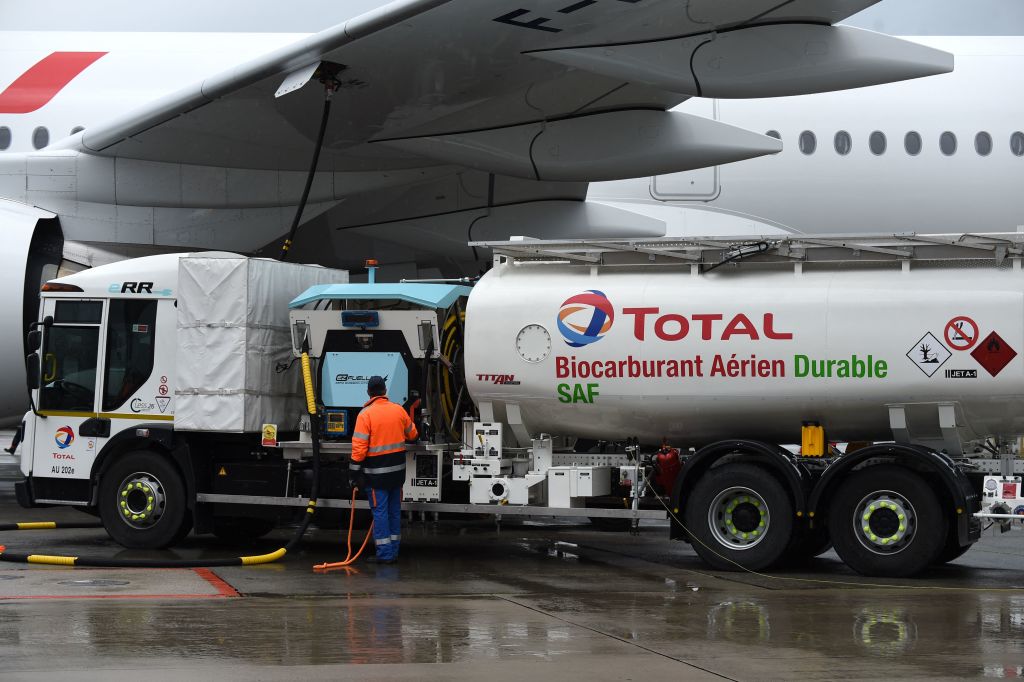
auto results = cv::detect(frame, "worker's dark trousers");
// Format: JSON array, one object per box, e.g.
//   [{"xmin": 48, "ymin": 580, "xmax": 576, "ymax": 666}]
[{"xmin": 370, "ymin": 487, "xmax": 402, "ymax": 560}]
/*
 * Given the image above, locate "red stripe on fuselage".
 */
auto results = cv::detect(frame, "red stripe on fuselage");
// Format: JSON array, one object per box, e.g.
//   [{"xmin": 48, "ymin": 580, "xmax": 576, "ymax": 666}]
[{"xmin": 0, "ymin": 51, "xmax": 107, "ymax": 114}]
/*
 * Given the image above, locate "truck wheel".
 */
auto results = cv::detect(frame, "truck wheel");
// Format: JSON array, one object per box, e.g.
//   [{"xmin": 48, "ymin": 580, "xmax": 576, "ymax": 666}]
[
  {"xmin": 828, "ymin": 466, "xmax": 947, "ymax": 577},
  {"xmin": 99, "ymin": 450, "xmax": 189, "ymax": 549},
  {"xmin": 684, "ymin": 463, "xmax": 794, "ymax": 571},
  {"xmin": 172, "ymin": 511, "xmax": 194, "ymax": 545},
  {"xmin": 933, "ymin": 530, "xmax": 973, "ymax": 565}
]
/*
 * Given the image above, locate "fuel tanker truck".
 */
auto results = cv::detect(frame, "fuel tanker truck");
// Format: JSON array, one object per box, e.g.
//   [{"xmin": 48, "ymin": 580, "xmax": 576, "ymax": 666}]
[{"xmin": 12, "ymin": 234, "xmax": 1024, "ymax": 577}]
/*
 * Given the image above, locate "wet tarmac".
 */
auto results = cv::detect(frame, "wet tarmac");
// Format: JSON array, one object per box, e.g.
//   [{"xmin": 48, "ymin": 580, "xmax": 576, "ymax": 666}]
[{"xmin": 2, "ymin": 478, "xmax": 1024, "ymax": 680}]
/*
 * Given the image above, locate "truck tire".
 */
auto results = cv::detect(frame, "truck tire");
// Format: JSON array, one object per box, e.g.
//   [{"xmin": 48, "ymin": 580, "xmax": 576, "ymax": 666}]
[
  {"xmin": 828, "ymin": 465, "xmax": 947, "ymax": 577},
  {"xmin": 933, "ymin": 530, "xmax": 973, "ymax": 565},
  {"xmin": 98, "ymin": 450, "xmax": 189, "ymax": 549},
  {"xmin": 684, "ymin": 463, "xmax": 794, "ymax": 571}
]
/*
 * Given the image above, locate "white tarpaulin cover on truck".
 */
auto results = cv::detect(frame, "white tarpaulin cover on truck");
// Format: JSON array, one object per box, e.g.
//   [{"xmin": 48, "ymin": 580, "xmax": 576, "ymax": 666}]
[{"xmin": 175, "ymin": 257, "xmax": 347, "ymax": 432}]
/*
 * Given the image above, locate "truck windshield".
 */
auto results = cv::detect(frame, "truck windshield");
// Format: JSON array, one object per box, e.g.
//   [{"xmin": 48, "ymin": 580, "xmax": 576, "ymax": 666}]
[
  {"xmin": 103, "ymin": 300, "xmax": 157, "ymax": 411},
  {"xmin": 39, "ymin": 324, "xmax": 100, "ymax": 413}
]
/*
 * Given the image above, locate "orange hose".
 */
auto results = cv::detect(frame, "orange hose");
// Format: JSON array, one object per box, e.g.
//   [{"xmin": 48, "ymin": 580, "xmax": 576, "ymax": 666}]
[{"xmin": 313, "ymin": 488, "xmax": 375, "ymax": 570}]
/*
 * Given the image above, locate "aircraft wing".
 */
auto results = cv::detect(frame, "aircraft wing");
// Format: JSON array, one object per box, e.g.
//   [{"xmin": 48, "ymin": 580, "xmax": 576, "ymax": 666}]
[{"xmin": 46, "ymin": 0, "xmax": 951, "ymax": 261}]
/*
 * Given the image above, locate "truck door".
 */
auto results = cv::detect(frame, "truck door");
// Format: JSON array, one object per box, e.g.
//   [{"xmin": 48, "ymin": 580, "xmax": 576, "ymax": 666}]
[
  {"xmin": 29, "ymin": 298, "xmax": 108, "ymax": 502},
  {"xmin": 29, "ymin": 297, "xmax": 162, "ymax": 504}
]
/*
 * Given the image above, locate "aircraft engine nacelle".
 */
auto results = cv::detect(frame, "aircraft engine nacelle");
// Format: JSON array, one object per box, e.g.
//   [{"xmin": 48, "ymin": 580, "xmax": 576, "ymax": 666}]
[{"xmin": 0, "ymin": 199, "xmax": 64, "ymax": 425}]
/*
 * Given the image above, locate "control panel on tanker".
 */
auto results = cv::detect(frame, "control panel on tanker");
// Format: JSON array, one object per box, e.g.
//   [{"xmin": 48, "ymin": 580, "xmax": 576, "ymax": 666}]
[{"xmin": 322, "ymin": 409, "xmax": 349, "ymax": 439}]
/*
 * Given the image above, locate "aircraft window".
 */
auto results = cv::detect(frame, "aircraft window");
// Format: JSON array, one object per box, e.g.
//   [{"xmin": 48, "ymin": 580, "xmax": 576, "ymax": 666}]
[
  {"xmin": 799, "ymin": 131, "xmax": 816, "ymax": 155},
  {"xmin": 766, "ymin": 130, "xmax": 781, "ymax": 140},
  {"xmin": 71, "ymin": 126, "xmax": 84, "ymax": 135},
  {"xmin": 904, "ymin": 131, "xmax": 922, "ymax": 156},
  {"xmin": 869, "ymin": 131, "xmax": 887, "ymax": 156},
  {"xmin": 974, "ymin": 132, "xmax": 992, "ymax": 156},
  {"xmin": 834, "ymin": 131, "xmax": 852, "ymax": 155},
  {"xmin": 1011, "ymin": 132, "xmax": 1024, "ymax": 157},
  {"xmin": 0, "ymin": 127, "xmax": 10, "ymax": 150},
  {"xmin": 940, "ymin": 131, "xmax": 957, "ymax": 156},
  {"xmin": 32, "ymin": 126, "xmax": 49, "ymax": 150}
]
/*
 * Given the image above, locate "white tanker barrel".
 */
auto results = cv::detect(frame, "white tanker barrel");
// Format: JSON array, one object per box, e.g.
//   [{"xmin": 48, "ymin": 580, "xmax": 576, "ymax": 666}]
[{"xmin": 463, "ymin": 262, "xmax": 1024, "ymax": 445}]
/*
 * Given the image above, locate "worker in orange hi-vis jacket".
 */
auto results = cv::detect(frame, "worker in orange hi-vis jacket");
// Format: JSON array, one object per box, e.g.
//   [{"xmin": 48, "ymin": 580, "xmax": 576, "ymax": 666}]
[{"xmin": 349, "ymin": 376, "xmax": 418, "ymax": 564}]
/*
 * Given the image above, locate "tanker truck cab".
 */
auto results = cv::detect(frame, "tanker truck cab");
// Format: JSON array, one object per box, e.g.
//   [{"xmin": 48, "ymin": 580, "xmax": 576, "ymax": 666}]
[
  {"xmin": 17, "ymin": 252, "xmax": 348, "ymax": 550},
  {"xmin": 21, "ymin": 254, "xmax": 184, "ymax": 509}
]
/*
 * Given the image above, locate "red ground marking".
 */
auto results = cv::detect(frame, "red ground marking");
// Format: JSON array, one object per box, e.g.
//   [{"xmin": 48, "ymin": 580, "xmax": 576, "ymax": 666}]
[
  {"xmin": 0, "ymin": 52, "xmax": 107, "ymax": 114},
  {"xmin": 0, "ymin": 593, "xmax": 235, "ymax": 600},
  {"xmin": 193, "ymin": 567, "xmax": 240, "ymax": 597}
]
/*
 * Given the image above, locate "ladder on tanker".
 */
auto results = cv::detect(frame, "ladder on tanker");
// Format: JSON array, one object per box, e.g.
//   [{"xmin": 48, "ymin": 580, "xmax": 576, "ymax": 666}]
[{"xmin": 471, "ymin": 233, "xmax": 1024, "ymax": 271}]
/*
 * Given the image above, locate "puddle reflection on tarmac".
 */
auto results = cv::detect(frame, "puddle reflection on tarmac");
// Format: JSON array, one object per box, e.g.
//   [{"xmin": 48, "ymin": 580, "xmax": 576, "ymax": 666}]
[{"xmin": 2, "ymin": 489, "xmax": 1024, "ymax": 678}]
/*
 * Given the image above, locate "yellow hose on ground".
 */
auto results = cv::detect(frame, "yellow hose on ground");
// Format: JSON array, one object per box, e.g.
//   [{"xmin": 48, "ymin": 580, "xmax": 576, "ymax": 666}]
[{"xmin": 240, "ymin": 548, "xmax": 288, "ymax": 565}]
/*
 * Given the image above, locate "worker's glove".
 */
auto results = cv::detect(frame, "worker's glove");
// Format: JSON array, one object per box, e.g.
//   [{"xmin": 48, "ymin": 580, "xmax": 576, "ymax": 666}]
[{"xmin": 350, "ymin": 470, "xmax": 367, "ymax": 490}]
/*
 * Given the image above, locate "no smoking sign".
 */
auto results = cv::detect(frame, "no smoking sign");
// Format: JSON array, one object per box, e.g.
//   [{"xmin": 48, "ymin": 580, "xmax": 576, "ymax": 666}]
[{"xmin": 945, "ymin": 316, "xmax": 978, "ymax": 351}]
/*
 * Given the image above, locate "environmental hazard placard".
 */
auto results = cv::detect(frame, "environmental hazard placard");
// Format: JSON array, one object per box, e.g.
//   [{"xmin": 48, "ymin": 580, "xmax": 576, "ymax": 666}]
[
  {"xmin": 906, "ymin": 333, "xmax": 951, "ymax": 377},
  {"xmin": 970, "ymin": 331, "xmax": 1017, "ymax": 377}
]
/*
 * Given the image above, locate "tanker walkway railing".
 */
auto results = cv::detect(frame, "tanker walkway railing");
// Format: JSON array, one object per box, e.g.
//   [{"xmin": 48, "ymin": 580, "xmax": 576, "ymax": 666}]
[{"xmin": 471, "ymin": 233, "xmax": 1024, "ymax": 269}]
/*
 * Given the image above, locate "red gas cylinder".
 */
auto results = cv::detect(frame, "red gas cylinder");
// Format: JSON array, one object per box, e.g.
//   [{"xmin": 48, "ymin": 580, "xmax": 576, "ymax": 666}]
[{"xmin": 653, "ymin": 446, "xmax": 682, "ymax": 494}]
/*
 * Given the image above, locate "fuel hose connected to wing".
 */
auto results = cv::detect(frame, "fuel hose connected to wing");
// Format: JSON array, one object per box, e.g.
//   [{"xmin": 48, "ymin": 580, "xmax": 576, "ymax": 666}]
[
  {"xmin": 279, "ymin": 84, "xmax": 335, "ymax": 261},
  {"xmin": 0, "ymin": 352, "xmax": 324, "ymax": 568}
]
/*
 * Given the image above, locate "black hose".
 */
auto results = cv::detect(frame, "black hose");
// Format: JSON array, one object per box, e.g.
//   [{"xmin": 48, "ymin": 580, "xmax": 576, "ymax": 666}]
[
  {"xmin": 279, "ymin": 92, "xmax": 333, "ymax": 261},
  {"xmin": 285, "ymin": 412, "xmax": 321, "ymax": 554},
  {"xmin": 702, "ymin": 241, "xmax": 770, "ymax": 274},
  {"xmin": 0, "ymin": 362, "xmax": 324, "ymax": 568},
  {"xmin": 0, "ymin": 522, "xmax": 102, "ymax": 532},
  {"xmin": 0, "ymin": 454, "xmax": 321, "ymax": 567}
]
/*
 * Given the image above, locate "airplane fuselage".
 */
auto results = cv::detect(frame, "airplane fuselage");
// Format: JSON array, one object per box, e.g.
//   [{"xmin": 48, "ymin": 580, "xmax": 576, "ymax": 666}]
[
  {"xmin": 0, "ymin": 31, "xmax": 302, "ymax": 153},
  {"xmin": 590, "ymin": 37, "xmax": 1024, "ymax": 237}
]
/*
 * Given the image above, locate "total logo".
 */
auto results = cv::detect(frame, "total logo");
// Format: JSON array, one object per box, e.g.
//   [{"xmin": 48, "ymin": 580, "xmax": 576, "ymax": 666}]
[
  {"xmin": 557, "ymin": 290, "xmax": 614, "ymax": 347},
  {"xmin": 556, "ymin": 290, "xmax": 794, "ymax": 347},
  {"xmin": 55, "ymin": 426, "xmax": 75, "ymax": 449}
]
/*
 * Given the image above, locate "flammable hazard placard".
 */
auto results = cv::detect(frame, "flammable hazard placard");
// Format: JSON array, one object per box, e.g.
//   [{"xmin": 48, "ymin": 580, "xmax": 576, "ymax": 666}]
[{"xmin": 970, "ymin": 331, "xmax": 1018, "ymax": 377}]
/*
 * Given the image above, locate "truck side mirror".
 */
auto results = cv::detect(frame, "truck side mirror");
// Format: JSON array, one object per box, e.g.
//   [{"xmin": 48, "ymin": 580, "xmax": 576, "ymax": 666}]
[
  {"xmin": 26, "ymin": 330, "xmax": 41, "ymax": 352},
  {"xmin": 25, "ymin": 353, "xmax": 40, "ymax": 390}
]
